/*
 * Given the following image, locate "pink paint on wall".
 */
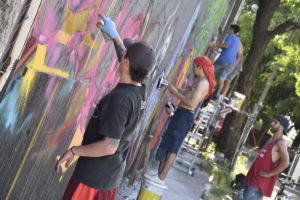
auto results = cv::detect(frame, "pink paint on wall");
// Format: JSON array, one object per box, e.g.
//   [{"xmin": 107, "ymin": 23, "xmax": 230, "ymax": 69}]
[
  {"xmin": 73, "ymin": 44, "xmax": 89, "ymax": 79},
  {"xmin": 115, "ymin": 0, "xmax": 131, "ymax": 30},
  {"xmin": 65, "ymin": 32, "xmax": 84, "ymax": 64},
  {"xmin": 73, "ymin": 0, "xmax": 148, "ymax": 135},
  {"xmin": 120, "ymin": 13, "xmax": 144, "ymax": 40},
  {"xmin": 33, "ymin": 2, "xmax": 67, "ymax": 45},
  {"xmin": 40, "ymin": 0, "xmax": 145, "ymax": 136},
  {"xmin": 97, "ymin": 0, "xmax": 109, "ymax": 16},
  {"xmin": 76, "ymin": 65, "xmax": 99, "ymax": 134},
  {"xmin": 47, "ymin": 120, "xmax": 73, "ymax": 146},
  {"xmin": 47, "ymin": 42, "xmax": 64, "ymax": 68},
  {"xmin": 68, "ymin": 0, "xmax": 95, "ymax": 14}
]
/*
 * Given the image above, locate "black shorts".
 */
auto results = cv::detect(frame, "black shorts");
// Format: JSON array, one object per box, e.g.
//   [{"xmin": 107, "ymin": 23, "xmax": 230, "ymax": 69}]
[{"xmin": 156, "ymin": 107, "xmax": 194, "ymax": 161}]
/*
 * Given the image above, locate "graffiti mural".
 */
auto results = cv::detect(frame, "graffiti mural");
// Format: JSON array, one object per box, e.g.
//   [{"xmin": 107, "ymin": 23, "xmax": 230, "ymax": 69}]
[{"xmin": 0, "ymin": 0, "xmax": 228, "ymax": 199}]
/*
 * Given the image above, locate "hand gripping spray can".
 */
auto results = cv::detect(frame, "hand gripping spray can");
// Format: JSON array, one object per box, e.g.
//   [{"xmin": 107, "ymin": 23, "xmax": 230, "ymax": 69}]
[
  {"xmin": 156, "ymin": 72, "xmax": 168, "ymax": 89},
  {"xmin": 97, "ymin": 16, "xmax": 111, "ymax": 42}
]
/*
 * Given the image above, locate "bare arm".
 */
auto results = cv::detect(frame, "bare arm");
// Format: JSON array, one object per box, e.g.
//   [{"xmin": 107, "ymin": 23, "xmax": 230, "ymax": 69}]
[
  {"xmin": 71, "ymin": 137, "xmax": 120, "ymax": 157},
  {"xmin": 231, "ymin": 43, "xmax": 243, "ymax": 72},
  {"xmin": 167, "ymin": 84, "xmax": 191, "ymax": 105},
  {"xmin": 259, "ymin": 140, "xmax": 289, "ymax": 177},
  {"xmin": 112, "ymin": 36, "xmax": 126, "ymax": 62},
  {"xmin": 167, "ymin": 81, "xmax": 208, "ymax": 109},
  {"xmin": 208, "ymin": 41, "xmax": 229, "ymax": 49},
  {"xmin": 229, "ymin": 43, "xmax": 243, "ymax": 74},
  {"xmin": 96, "ymin": 14, "xmax": 126, "ymax": 62},
  {"xmin": 55, "ymin": 137, "xmax": 119, "ymax": 173}
]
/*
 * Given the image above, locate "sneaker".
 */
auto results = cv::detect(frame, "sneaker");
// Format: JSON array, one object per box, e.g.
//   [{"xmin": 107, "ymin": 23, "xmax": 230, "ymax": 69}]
[{"xmin": 144, "ymin": 174, "xmax": 166, "ymax": 185}]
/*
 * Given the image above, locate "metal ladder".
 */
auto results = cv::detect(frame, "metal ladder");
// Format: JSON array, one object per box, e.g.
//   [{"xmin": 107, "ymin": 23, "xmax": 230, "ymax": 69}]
[{"xmin": 174, "ymin": 102, "xmax": 219, "ymax": 175}]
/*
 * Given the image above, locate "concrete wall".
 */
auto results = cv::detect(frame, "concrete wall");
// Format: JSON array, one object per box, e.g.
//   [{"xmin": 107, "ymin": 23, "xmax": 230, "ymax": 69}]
[
  {"xmin": 0, "ymin": 0, "xmax": 229, "ymax": 199},
  {"xmin": 0, "ymin": 0, "xmax": 28, "ymax": 64}
]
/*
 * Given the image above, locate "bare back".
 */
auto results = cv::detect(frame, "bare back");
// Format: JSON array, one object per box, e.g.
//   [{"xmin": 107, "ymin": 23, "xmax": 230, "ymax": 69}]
[{"xmin": 179, "ymin": 77, "xmax": 209, "ymax": 110}]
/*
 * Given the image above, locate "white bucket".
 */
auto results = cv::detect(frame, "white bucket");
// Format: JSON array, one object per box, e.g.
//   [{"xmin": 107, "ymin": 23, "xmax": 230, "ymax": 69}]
[
  {"xmin": 137, "ymin": 175, "xmax": 168, "ymax": 200},
  {"xmin": 229, "ymin": 91, "xmax": 246, "ymax": 109}
]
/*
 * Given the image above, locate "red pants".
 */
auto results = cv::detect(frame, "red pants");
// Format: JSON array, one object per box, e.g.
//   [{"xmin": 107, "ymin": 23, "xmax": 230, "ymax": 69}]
[{"xmin": 62, "ymin": 176, "xmax": 118, "ymax": 200}]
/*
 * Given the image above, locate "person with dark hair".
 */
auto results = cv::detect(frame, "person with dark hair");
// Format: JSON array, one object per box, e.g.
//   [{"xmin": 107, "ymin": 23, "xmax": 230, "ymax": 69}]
[
  {"xmin": 241, "ymin": 115, "xmax": 290, "ymax": 200},
  {"xmin": 208, "ymin": 24, "xmax": 241, "ymax": 99},
  {"xmin": 231, "ymin": 24, "xmax": 240, "ymax": 34},
  {"xmin": 147, "ymin": 56, "xmax": 215, "ymax": 184},
  {"xmin": 55, "ymin": 14, "xmax": 156, "ymax": 200}
]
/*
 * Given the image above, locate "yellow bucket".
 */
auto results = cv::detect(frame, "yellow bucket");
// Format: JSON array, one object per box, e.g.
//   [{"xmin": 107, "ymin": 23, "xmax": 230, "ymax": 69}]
[{"xmin": 137, "ymin": 175, "xmax": 168, "ymax": 200}]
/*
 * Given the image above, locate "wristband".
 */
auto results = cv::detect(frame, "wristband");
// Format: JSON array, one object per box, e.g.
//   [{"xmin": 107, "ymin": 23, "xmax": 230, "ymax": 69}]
[{"xmin": 70, "ymin": 147, "xmax": 75, "ymax": 156}]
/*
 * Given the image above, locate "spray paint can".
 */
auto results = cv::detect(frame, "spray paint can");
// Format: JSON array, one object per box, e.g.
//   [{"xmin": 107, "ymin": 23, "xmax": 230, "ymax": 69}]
[
  {"xmin": 156, "ymin": 77, "xmax": 164, "ymax": 89},
  {"xmin": 98, "ymin": 18, "xmax": 111, "ymax": 42},
  {"xmin": 165, "ymin": 101, "xmax": 175, "ymax": 116},
  {"xmin": 157, "ymin": 72, "xmax": 168, "ymax": 89}
]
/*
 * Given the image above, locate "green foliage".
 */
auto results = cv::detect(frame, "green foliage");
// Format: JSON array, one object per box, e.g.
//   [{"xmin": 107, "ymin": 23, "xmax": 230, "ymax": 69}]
[
  {"xmin": 199, "ymin": 142, "xmax": 216, "ymax": 161},
  {"xmin": 198, "ymin": 144, "xmax": 249, "ymax": 200},
  {"xmin": 197, "ymin": 162, "xmax": 214, "ymax": 174},
  {"xmin": 273, "ymin": 0, "xmax": 300, "ymax": 23},
  {"xmin": 233, "ymin": 153, "xmax": 249, "ymax": 175},
  {"xmin": 210, "ymin": 185, "xmax": 233, "ymax": 199},
  {"xmin": 237, "ymin": 8, "xmax": 255, "ymax": 55},
  {"xmin": 207, "ymin": 166, "xmax": 235, "ymax": 199},
  {"xmin": 236, "ymin": 0, "xmax": 300, "ymax": 144}
]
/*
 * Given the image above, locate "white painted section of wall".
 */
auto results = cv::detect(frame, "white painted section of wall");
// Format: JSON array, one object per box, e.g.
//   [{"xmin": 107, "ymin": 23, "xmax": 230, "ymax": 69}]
[{"xmin": 0, "ymin": 0, "xmax": 42, "ymax": 92}]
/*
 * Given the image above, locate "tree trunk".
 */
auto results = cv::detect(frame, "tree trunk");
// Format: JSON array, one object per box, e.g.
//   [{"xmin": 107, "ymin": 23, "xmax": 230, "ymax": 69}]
[
  {"xmin": 217, "ymin": 0, "xmax": 281, "ymax": 159},
  {"xmin": 256, "ymin": 118, "xmax": 271, "ymax": 147},
  {"xmin": 292, "ymin": 133, "xmax": 300, "ymax": 148}
]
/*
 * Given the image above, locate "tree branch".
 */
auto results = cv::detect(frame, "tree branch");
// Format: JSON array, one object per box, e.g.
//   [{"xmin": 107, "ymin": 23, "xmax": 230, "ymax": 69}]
[{"xmin": 268, "ymin": 20, "xmax": 300, "ymax": 38}]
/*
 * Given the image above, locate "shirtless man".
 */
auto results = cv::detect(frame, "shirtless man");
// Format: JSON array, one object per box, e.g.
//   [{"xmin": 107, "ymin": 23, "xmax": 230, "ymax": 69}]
[
  {"xmin": 150, "ymin": 56, "xmax": 215, "ymax": 184},
  {"xmin": 242, "ymin": 115, "xmax": 290, "ymax": 200}
]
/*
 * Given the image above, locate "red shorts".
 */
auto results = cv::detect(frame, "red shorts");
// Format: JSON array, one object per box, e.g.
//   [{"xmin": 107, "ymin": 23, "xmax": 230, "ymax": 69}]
[{"xmin": 62, "ymin": 176, "xmax": 118, "ymax": 200}]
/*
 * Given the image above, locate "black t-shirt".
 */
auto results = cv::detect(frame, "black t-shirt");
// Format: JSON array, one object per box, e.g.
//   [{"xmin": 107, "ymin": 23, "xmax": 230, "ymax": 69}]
[{"xmin": 73, "ymin": 83, "xmax": 146, "ymax": 190}]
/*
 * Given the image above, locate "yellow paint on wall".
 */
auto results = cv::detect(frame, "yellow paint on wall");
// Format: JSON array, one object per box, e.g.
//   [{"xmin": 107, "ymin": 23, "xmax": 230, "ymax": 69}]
[
  {"xmin": 20, "ymin": 68, "xmax": 37, "ymax": 114},
  {"xmin": 33, "ymin": 44, "xmax": 46, "ymax": 66},
  {"xmin": 55, "ymin": 29, "xmax": 99, "ymax": 50},
  {"xmin": 63, "ymin": 8, "xmax": 92, "ymax": 35},
  {"xmin": 55, "ymin": 30, "xmax": 71, "ymax": 45},
  {"xmin": 141, "ymin": 12, "xmax": 151, "ymax": 39},
  {"xmin": 84, "ymin": 34, "xmax": 100, "ymax": 49},
  {"xmin": 168, "ymin": 57, "xmax": 182, "ymax": 86},
  {"xmin": 177, "ymin": 49, "xmax": 194, "ymax": 87},
  {"xmin": 27, "ymin": 44, "xmax": 69, "ymax": 78}
]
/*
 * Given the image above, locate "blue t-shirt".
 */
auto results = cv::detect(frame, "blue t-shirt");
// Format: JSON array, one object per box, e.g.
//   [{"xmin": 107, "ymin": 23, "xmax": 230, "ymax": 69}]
[{"xmin": 217, "ymin": 34, "xmax": 240, "ymax": 65}]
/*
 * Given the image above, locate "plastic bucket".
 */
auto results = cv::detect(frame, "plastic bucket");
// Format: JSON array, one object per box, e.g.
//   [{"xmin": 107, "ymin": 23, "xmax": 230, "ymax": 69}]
[
  {"xmin": 229, "ymin": 91, "xmax": 246, "ymax": 109},
  {"xmin": 137, "ymin": 175, "xmax": 168, "ymax": 200}
]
